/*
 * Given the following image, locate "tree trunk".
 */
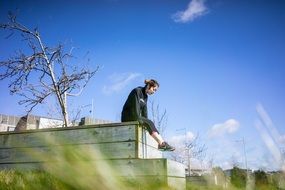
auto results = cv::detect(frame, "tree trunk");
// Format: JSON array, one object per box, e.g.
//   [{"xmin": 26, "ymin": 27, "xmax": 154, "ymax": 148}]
[{"xmin": 62, "ymin": 92, "xmax": 69, "ymax": 127}]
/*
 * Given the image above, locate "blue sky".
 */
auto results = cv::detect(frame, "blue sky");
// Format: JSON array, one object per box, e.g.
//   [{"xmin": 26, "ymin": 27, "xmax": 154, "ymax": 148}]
[{"xmin": 1, "ymin": 0, "xmax": 285, "ymax": 171}]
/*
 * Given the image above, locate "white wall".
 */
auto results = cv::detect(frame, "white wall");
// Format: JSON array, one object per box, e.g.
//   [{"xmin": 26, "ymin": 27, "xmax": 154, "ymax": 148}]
[{"xmin": 39, "ymin": 118, "xmax": 63, "ymax": 129}]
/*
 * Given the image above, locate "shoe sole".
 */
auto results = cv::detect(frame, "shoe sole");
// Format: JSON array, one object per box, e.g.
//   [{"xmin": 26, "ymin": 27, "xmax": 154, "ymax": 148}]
[{"xmin": 158, "ymin": 148, "xmax": 175, "ymax": 151}]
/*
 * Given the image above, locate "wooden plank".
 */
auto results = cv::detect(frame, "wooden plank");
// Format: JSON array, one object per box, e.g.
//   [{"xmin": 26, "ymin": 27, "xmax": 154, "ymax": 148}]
[
  {"xmin": 0, "ymin": 122, "xmax": 165, "ymax": 164},
  {"xmin": 0, "ymin": 142, "xmax": 138, "ymax": 163},
  {"xmin": 0, "ymin": 159, "xmax": 185, "ymax": 189},
  {"xmin": 138, "ymin": 142, "xmax": 162, "ymax": 159},
  {"xmin": 137, "ymin": 126, "xmax": 166, "ymax": 159},
  {"xmin": 137, "ymin": 125, "xmax": 158, "ymax": 148},
  {"xmin": 111, "ymin": 159, "xmax": 168, "ymax": 176},
  {"xmin": 0, "ymin": 162, "xmax": 44, "ymax": 171},
  {"xmin": 0, "ymin": 121, "xmax": 139, "ymax": 135},
  {"xmin": 0, "ymin": 123, "xmax": 158, "ymax": 149},
  {"xmin": 0, "ymin": 125, "xmax": 137, "ymax": 148},
  {"xmin": 166, "ymin": 159, "xmax": 186, "ymax": 177}
]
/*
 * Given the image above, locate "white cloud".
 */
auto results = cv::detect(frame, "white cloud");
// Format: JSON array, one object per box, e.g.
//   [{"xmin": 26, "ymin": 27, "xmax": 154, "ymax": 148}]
[
  {"xmin": 102, "ymin": 72, "xmax": 141, "ymax": 94},
  {"xmin": 169, "ymin": 131, "xmax": 195, "ymax": 147},
  {"xmin": 208, "ymin": 119, "xmax": 240, "ymax": 138},
  {"xmin": 172, "ymin": 0, "xmax": 208, "ymax": 23}
]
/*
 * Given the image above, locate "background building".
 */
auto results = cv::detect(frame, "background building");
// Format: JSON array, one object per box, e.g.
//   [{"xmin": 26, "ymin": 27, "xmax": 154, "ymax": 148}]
[{"xmin": 0, "ymin": 114, "xmax": 113, "ymax": 132}]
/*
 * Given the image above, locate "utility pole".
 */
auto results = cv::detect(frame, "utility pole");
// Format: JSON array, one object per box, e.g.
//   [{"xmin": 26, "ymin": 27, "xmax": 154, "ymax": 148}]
[
  {"xmin": 91, "ymin": 98, "xmax": 95, "ymax": 120},
  {"xmin": 235, "ymin": 138, "xmax": 248, "ymax": 173},
  {"xmin": 242, "ymin": 137, "xmax": 249, "ymax": 178}
]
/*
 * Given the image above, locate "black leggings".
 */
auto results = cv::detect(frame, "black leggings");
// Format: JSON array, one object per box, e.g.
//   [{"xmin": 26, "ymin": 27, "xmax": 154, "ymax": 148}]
[
  {"xmin": 121, "ymin": 116, "xmax": 159, "ymax": 135},
  {"xmin": 139, "ymin": 117, "xmax": 159, "ymax": 135}
]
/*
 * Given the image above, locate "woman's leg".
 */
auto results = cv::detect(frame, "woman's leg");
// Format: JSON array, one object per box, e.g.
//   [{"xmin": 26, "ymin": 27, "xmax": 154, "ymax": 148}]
[
  {"xmin": 151, "ymin": 131, "xmax": 164, "ymax": 145},
  {"xmin": 140, "ymin": 118, "xmax": 175, "ymax": 151},
  {"xmin": 140, "ymin": 117, "xmax": 159, "ymax": 137}
]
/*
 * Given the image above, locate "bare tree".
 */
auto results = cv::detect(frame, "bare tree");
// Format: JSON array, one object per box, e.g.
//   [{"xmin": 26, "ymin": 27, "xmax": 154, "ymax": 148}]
[
  {"xmin": 231, "ymin": 154, "xmax": 242, "ymax": 168},
  {"xmin": 170, "ymin": 133, "xmax": 207, "ymax": 175},
  {"xmin": 207, "ymin": 155, "xmax": 215, "ymax": 170},
  {"xmin": 0, "ymin": 13, "xmax": 98, "ymax": 127},
  {"xmin": 149, "ymin": 101, "xmax": 207, "ymax": 174},
  {"xmin": 150, "ymin": 100, "xmax": 168, "ymax": 136}
]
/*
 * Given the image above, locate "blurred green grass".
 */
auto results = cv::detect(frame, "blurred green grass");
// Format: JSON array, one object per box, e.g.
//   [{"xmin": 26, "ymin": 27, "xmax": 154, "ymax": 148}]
[
  {"xmin": 0, "ymin": 134, "xmax": 176, "ymax": 190},
  {"xmin": 1, "ymin": 131, "xmax": 284, "ymax": 190},
  {"xmin": 0, "ymin": 169, "xmax": 178, "ymax": 190}
]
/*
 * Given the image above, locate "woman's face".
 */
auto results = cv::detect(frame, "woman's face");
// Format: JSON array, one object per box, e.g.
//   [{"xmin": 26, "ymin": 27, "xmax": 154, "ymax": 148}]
[{"xmin": 146, "ymin": 85, "xmax": 158, "ymax": 95}]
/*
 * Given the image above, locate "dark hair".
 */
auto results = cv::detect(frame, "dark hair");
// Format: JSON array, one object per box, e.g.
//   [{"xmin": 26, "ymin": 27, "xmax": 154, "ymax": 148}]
[{"xmin": 144, "ymin": 79, "xmax": 159, "ymax": 88}]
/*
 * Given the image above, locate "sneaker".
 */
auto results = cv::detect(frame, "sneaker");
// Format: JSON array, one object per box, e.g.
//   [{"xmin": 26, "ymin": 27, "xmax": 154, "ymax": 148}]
[{"xmin": 158, "ymin": 142, "xmax": 175, "ymax": 151}]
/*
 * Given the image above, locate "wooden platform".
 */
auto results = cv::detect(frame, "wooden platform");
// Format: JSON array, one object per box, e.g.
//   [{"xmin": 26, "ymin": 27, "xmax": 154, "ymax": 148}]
[{"xmin": 0, "ymin": 122, "xmax": 185, "ymax": 190}]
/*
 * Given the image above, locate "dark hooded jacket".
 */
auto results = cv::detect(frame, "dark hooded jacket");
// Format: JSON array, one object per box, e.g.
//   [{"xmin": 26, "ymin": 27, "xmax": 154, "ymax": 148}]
[{"xmin": 121, "ymin": 86, "xmax": 148, "ymax": 123}]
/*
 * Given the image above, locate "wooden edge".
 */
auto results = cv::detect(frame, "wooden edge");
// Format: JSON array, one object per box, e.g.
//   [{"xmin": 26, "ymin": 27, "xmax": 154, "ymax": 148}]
[
  {"xmin": 166, "ymin": 159, "xmax": 186, "ymax": 178},
  {"xmin": 135, "ymin": 124, "xmax": 140, "ymax": 158},
  {"xmin": 0, "ymin": 158, "xmax": 168, "ymax": 165},
  {"xmin": 0, "ymin": 121, "xmax": 140, "ymax": 135}
]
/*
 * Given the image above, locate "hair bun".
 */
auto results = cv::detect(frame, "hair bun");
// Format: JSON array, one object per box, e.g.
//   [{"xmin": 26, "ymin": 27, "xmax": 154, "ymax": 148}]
[
  {"xmin": 144, "ymin": 79, "xmax": 151, "ymax": 84},
  {"xmin": 144, "ymin": 79, "xmax": 159, "ymax": 87}
]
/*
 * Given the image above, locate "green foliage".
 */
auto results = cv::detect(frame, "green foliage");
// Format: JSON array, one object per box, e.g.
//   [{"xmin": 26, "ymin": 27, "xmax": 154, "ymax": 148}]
[
  {"xmin": 0, "ymin": 168, "xmax": 176, "ymax": 190},
  {"xmin": 230, "ymin": 167, "xmax": 246, "ymax": 188},
  {"xmin": 185, "ymin": 169, "xmax": 285, "ymax": 190},
  {"xmin": 254, "ymin": 170, "xmax": 268, "ymax": 189}
]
